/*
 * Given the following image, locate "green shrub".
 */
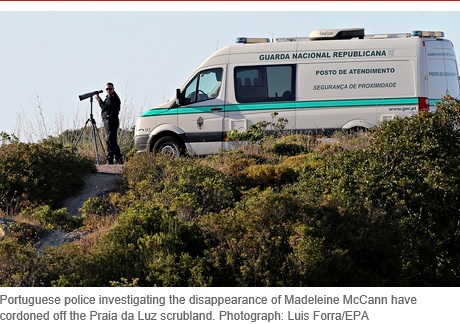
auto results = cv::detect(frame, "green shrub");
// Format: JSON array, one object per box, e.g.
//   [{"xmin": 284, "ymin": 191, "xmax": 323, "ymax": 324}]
[
  {"xmin": 75, "ymin": 201, "xmax": 208, "ymax": 286},
  {"xmin": 268, "ymin": 134, "xmax": 315, "ymax": 156},
  {"xmin": 293, "ymin": 96, "xmax": 460, "ymax": 285},
  {"xmin": 226, "ymin": 120, "xmax": 270, "ymax": 144},
  {"xmin": 41, "ymin": 243, "xmax": 90, "ymax": 287},
  {"xmin": 269, "ymin": 142, "xmax": 305, "ymax": 156},
  {"xmin": 238, "ymin": 163, "xmax": 298, "ymax": 189},
  {"xmin": 199, "ymin": 188, "xmax": 301, "ymax": 286},
  {"xmin": 123, "ymin": 154, "xmax": 237, "ymax": 220},
  {"xmin": 25, "ymin": 205, "xmax": 82, "ymax": 232},
  {"xmin": 353, "ymin": 97, "xmax": 460, "ymax": 285},
  {"xmin": 141, "ymin": 237, "xmax": 211, "ymax": 287},
  {"xmin": 0, "ymin": 141, "xmax": 95, "ymax": 213},
  {"xmin": 0, "ymin": 237, "xmax": 44, "ymax": 286},
  {"xmin": 79, "ymin": 193, "xmax": 122, "ymax": 218},
  {"xmin": 204, "ymin": 151, "xmax": 259, "ymax": 177},
  {"xmin": 3, "ymin": 221, "xmax": 48, "ymax": 246},
  {"xmin": 80, "ymin": 203, "xmax": 166, "ymax": 285},
  {"xmin": 280, "ymin": 153, "xmax": 324, "ymax": 172}
]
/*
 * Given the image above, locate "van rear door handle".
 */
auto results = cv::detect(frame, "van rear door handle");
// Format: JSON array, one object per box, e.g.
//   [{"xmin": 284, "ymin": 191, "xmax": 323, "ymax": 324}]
[{"xmin": 211, "ymin": 106, "xmax": 223, "ymax": 111}]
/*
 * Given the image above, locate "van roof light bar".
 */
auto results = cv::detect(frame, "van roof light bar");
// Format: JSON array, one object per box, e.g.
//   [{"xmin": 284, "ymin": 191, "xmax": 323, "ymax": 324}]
[
  {"xmin": 236, "ymin": 37, "xmax": 270, "ymax": 44},
  {"xmin": 368, "ymin": 33, "xmax": 411, "ymax": 39},
  {"xmin": 309, "ymin": 28, "xmax": 365, "ymax": 40},
  {"xmin": 412, "ymin": 30, "xmax": 444, "ymax": 38},
  {"xmin": 276, "ymin": 36, "xmax": 310, "ymax": 42}
]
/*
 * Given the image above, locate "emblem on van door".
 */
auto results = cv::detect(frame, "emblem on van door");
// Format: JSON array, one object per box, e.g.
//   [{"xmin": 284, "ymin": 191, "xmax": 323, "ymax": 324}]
[{"xmin": 197, "ymin": 117, "xmax": 204, "ymax": 129}]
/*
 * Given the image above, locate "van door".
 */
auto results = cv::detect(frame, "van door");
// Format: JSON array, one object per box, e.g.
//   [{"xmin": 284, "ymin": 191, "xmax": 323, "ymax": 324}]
[
  {"xmin": 177, "ymin": 67, "xmax": 225, "ymax": 155},
  {"xmin": 424, "ymin": 39, "xmax": 460, "ymax": 109}
]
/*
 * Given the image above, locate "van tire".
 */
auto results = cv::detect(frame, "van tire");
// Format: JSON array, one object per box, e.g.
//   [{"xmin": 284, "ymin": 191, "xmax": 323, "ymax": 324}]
[
  {"xmin": 152, "ymin": 136, "xmax": 184, "ymax": 157},
  {"xmin": 348, "ymin": 126, "xmax": 367, "ymax": 134}
]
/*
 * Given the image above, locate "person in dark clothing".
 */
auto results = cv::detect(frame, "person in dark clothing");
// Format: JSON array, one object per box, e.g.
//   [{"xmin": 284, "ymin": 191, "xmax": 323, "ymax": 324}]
[{"xmin": 95, "ymin": 82, "xmax": 123, "ymax": 164}]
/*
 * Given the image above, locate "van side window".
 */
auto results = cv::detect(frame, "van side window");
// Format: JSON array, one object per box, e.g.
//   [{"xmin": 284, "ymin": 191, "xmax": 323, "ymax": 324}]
[
  {"xmin": 183, "ymin": 68, "xmax": 223, "ymax": 105},
  {"xmin": 234, "ymin": 65, "xmax": 295, "ymax": 103}
]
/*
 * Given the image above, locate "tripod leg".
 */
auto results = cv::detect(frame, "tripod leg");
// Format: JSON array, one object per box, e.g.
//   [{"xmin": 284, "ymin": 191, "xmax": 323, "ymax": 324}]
[
  {"xmin": 95, "ymin": 126, "xmax": 106, "ymax": 159},
  {"xmin": 91, "ymin": 122, "xmax": 101, "ymax": 165},
  {"xmin": 74, "ymin": 119, "xmax": 92, "ymax": 147}
]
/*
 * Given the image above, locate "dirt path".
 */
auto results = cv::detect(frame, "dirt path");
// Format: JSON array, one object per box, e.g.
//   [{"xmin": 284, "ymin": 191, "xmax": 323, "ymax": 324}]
[
  {"xmin": 63, "ymin": 166, "xmax": 123, "ymax": 217},
  {"xmin": 39, "ymin": 165, "xmax": 124, "ymax": 251}
]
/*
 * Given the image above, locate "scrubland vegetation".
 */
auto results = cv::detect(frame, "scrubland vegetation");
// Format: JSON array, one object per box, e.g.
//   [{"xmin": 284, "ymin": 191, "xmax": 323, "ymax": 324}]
[{"xmin": 0, "ymin": 96, "xmax": 459, "ymax": 287}]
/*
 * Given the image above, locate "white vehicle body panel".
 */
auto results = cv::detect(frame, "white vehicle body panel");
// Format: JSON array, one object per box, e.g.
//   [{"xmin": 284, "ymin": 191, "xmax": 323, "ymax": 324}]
[{"xmin": 134, "ymin": 28, "xmax": 460, "ymax": 155}]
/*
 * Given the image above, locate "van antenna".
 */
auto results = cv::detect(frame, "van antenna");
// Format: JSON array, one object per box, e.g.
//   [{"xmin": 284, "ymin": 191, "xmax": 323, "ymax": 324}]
[{"xmin": 216, "ymin": 40, "xmax": 219, "ymax": 50}]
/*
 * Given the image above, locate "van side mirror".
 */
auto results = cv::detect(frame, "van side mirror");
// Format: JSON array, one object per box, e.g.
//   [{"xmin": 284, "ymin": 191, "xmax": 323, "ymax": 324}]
[{"xmin": 176, "ymin": 89, "xmax": 184, "ymax": 106}]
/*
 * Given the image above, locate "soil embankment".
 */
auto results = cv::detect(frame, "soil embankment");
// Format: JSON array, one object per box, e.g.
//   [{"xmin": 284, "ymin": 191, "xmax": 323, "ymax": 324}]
[{"xmin": 0, "ymin": 164, "xmax": 124, "ymax": 251}]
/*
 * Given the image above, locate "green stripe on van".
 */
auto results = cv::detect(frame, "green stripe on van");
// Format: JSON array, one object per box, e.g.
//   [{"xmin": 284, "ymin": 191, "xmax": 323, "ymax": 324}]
[
  {"xmin": 141, "ymin": 97, "xmax": 420, "ymax": 117},
  {"xmin": 227, "ymin": 97, "xmax": 419, "ymax": 112},
  {"xmin": 429, "ymin": 98, "xmax": 442, "ymax": 106},
  {"xmin": 141, "ymin": 106, "xmax": 216, "ymax": 117}
]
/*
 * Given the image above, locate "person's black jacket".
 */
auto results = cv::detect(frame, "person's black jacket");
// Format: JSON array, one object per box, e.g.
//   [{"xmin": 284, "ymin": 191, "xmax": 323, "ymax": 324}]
[{"xmin": 99, "ymin": 92, "xmax": 121, "ymax": 121}]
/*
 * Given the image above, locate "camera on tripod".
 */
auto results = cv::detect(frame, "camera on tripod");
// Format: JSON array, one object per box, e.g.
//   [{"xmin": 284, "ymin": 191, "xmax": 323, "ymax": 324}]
[{"xmin": 79, "ymin": 90, "xmax": 103, "ymax": 101}]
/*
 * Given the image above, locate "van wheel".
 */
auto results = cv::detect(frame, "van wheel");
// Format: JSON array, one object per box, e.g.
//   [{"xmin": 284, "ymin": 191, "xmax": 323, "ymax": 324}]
[
  {"xmin": 153, "ymin": 136, "xmax": 184, "ymax": 157},
  {"xmin": 348, "ymin": 126, "xmax": 367, "ymax": 134}
]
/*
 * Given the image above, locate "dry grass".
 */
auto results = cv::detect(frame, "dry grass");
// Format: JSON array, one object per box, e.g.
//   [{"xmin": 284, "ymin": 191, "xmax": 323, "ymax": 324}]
[
  {"xmin": 76, "ymin": 215, "xmax": 117, "ymax": 253},
  {"xmin": 11, "ymin": 85, "xmax": 140, "ymax": 149}
]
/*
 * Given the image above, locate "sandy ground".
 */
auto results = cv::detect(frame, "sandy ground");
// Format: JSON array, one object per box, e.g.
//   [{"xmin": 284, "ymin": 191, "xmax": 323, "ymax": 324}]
[{"xmin": 63, "ymin": 164, "xmax": 124, "ymax": 217}]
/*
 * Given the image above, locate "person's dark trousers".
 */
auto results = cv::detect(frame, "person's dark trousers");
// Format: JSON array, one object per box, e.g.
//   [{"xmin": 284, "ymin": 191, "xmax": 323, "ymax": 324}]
[{"xmin": 103, "ymin": 118, "xmax": 122, "ymax": 164}]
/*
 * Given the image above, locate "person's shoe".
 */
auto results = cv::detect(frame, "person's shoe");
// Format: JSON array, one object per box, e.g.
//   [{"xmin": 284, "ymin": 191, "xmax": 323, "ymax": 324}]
[
  {"xmin": 115, "ymin": 156, "xmax": 124, "ymax": 165},
  {"xmin": 106, "ymin": 158, "xmax": 114, "ymax": 165}
]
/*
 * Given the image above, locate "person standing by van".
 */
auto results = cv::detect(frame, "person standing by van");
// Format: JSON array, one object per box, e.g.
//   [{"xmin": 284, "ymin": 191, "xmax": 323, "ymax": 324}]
[{"xmin": 96, "ymin": 82, "xmax": 123, "ymax": 164}]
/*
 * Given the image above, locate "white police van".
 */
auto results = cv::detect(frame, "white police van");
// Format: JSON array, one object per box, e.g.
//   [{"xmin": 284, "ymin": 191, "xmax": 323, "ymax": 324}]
[{"xmin": 134, "ymin": 28, "xmax": 460, "ymax": 156}]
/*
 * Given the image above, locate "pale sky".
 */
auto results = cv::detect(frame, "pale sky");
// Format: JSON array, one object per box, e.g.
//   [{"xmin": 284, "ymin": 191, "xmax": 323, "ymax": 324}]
[{"xmin": 1, "ymin": 2, "xmax": 459, "ymax": 141}]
